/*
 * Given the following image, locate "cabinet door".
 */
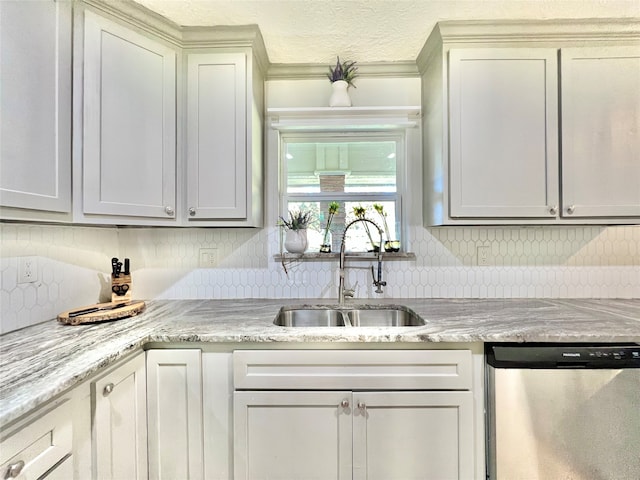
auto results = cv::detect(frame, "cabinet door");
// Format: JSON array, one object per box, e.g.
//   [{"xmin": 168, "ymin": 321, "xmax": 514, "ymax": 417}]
[
  {"xmin": 0, "ymin": 0, "xmax": 71, "ymax": 213},
  {"xmin": 82, "ymin": 10, "xmax": 176, "ymax": 219},
  {"xmin": 147, "ymin": 349, "xmax": 203, "ymax": 480},
  {"xmin": 234, "ymin": 391, "xmax": 352, "ymax": 480},
  {"xmin": 448, "ymin": 48, "xmax": 559, "ymax": 218},
  {"xmin": 0, "ymin": 400, "xmax": 73, "ymax": 480},
  {"xmin": 93, "ymin": 353, "xmax": 147, "ymax": 480},
  {"xmin": 352, "ymin": 391, "xmax": 474, "ymax": 480},
  {"xmin": 186, "ymin": 53, "xmax": 247, "ymax": 220},
  {"xmin": 561, "ymin": 46, "xmax": 640, "ymax": 218}
]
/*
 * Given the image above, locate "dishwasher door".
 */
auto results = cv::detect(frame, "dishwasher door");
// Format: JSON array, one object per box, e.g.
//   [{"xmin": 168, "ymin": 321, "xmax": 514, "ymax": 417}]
[{"xmin": 486, "ymin": 343, "xmax": 640, "ymax": 480}]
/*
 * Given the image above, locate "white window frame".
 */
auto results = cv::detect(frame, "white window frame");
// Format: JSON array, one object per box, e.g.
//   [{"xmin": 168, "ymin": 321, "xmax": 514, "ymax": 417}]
[
  {"xmin": 280, "ymin": 131, "xmax": 407, "ymax": 251},
  {"xmin": 267, "ymin": 106, "xmax": 421, "ymax": 257}
]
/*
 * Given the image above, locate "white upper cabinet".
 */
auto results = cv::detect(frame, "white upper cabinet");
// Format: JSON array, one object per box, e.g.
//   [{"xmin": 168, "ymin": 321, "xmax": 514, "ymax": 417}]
[
  {"xmin": 184, "ymin": 49, "xmax": 264, "ymax": 226},
  {"xmin": 186, "ymin": 53, "xmax": 247, "ymax": 220},
  {"xmin": 74, "ymin": 4, "xmax": 265, "ymax": 226},
  {"xmin": 560, "ymin": 46, "xmax": 640, "ymax": 218},
  {"xmin": 421, "ymin": 20, "xmax": 640, "ymax": 225},
  {"xmin": 78, "ymin": 9, "xmax": 177, "ymax": 222},
  {"xmin": 0, "ymin": 0, "xmax": 72, "ymax": 219},
  {"xmin": 448, "ymin": 48, "xmax": 559, "ymax": 218}
]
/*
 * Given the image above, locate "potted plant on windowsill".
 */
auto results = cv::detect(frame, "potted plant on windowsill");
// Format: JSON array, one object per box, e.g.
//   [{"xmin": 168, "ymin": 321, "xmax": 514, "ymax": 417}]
[
  {"xmin": 373, "ymin": 203, "xmax": 400, "ymax": 252},
  {"xmin": 327, "ymin": 56, "xmax": 358, "ymax": 107},
  {"xmin": 319, "ymin": 201, "xmax": 339, "ymax": 253},
  {"xmin": 353, "ymin": 205, "xmax": 380, "ymax": 252},
  {"xmin": 279, "ymin": 210, "xmax": 312, "ymax": 254}
]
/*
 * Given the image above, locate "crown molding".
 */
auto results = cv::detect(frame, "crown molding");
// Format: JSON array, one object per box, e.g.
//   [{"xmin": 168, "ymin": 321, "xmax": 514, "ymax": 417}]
[
  {"xmin": 78, "ymin": 0, "xmax": 270, "ymax": 72},
  {"xmin": 80, "ymin": 0, "xmax": 183, "ymax": 46},
  {"xmin": 417, "ymin": 18, "xmax": 640, "ymax": 74}
]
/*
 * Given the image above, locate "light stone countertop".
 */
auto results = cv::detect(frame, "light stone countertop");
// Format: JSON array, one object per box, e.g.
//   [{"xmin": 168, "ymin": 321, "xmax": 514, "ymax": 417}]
[{"xmin": 1, "ymin": 298, "xmax": 639, "ymax": 427}]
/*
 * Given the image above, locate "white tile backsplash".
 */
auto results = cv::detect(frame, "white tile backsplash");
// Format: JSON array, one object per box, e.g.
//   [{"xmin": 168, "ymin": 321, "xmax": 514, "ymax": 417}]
[{"xmin": 1, "ymin": 222, "xmax": 638, "ymax": 334}]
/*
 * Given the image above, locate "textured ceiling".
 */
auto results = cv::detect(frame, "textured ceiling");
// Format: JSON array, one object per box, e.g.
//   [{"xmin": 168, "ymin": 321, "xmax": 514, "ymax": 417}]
[{"xmin": 134, "ymin": 0, "xmax": 640, "ymax": 63}]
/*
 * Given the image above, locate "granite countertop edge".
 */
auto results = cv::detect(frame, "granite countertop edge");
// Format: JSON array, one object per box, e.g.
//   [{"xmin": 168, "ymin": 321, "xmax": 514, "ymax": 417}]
[{"xmin": 1, "ymin": 298, "xmax": 638, "ymax": 427}]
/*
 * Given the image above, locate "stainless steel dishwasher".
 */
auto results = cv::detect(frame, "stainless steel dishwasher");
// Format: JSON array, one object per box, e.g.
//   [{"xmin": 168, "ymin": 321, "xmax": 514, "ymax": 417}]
[{"xmin": 486, "ymin": 343, "xmax": 640, "ymax": 480}]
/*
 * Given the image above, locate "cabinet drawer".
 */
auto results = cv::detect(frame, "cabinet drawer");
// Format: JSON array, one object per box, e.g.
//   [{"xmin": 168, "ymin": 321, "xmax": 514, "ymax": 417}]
[
  {"xmin": 0, "ymin": 399, "xmax": 73, "ymax": 480},
  {"xmin": 233, "ymin": 350, "xmax": 472, "ymax": 390}
]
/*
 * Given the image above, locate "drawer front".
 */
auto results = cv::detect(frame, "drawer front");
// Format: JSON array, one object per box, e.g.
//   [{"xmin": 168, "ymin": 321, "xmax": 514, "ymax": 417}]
[
  {"xmin": 233, "ymin": 350, "xmax": 472, "ymax": 390},
  {"xmin": 0, "ymin": 400, "xmax": 73, "ymax": 480}
]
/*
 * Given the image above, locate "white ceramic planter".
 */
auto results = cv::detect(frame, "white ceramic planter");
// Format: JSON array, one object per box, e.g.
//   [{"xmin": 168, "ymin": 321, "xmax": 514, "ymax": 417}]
[
  {"xmin": 284, "ymin": 229, "xmax": 308, "ymax": 253},
  {"xmin": 329, "ymin": 80, "xmax": 351, "ymax": 107}
]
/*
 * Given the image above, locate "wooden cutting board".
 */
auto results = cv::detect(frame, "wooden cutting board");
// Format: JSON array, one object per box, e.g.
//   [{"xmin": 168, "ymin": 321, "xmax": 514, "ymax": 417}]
[{"xmin": 57, "ymin": 301, "xmax": 146, "ymax": 326}]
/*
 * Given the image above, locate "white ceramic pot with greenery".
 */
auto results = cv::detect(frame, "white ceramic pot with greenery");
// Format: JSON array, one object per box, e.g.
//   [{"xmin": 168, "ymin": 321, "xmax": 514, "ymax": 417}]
[
  {"xmin": 327, "ymin": 56, "xmax": 358, "ymax": 107},
  {"xmin": 280, "ymin": 210, "xmax": 312, "ymax": 253}
]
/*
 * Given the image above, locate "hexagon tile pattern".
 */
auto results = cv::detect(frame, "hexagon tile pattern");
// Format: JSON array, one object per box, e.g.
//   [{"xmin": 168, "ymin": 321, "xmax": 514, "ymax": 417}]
[{"xmin": 1, "ymin": 223, "xmax": 639, "ymax": 334}]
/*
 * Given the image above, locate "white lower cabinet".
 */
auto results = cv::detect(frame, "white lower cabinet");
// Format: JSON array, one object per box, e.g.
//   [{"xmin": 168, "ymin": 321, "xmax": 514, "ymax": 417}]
[
  {"xmin": 234, "ymin": 390, "xmax": 473, "ymax": 480},
  {"xmin": 146, "ymin": 349, "xmax": 204, "ymax": 480},
  {"xmin": 233, "ymin": 349, "xmax": 479, "ymax": 480},
  {"xmin": 92, "ymin": 352, "xmax": 147, "ymax": 480},
  {"xmin": 0, "ymin": 399, "xmax": 73, "ymax": 480},
  {"xmin": 352, "ymin": 391, "xmax": 474, "ymax": 480},
  {"xmin": 234, "ymin": 391, "xmax": 352, "ymax": 479}
]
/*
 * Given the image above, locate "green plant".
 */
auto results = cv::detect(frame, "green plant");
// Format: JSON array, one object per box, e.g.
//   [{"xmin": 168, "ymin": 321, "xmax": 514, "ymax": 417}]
[
  {"xmin": 352, "ymin": 205, "xmax": 377, "ymax": 249},
  {"xmin": 373, "ymin": 203, "xmax": 392, "ymax": 241},
  {"xmin": 320, "ymin": 202, "xmax": 340, "ymax": 251},
  {"xmin": 279, "ymin": 210, "xmax": 312, "ymax": 231},
  {"xmin": 327, "ymin": 56, "xmax": 358, "ymax": 88}
]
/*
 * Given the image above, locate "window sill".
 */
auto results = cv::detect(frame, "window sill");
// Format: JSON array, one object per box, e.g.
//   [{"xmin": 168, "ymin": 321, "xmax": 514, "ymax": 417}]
[{"xmin": 274, "ymin": 252, "xmax": 416, "ymax": 262}]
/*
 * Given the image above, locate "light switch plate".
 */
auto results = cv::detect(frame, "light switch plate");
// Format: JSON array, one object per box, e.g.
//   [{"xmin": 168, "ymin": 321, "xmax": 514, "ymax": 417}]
[{"xmin": 199, "ymin": 248, "xmax": 218, "ymax": 267}]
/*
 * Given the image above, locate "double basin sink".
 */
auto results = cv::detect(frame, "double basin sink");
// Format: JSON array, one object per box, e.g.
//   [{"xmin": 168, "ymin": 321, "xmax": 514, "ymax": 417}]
[{"xmin": 274, "ymin": 305, "xmax": 425, "ymax": 328}]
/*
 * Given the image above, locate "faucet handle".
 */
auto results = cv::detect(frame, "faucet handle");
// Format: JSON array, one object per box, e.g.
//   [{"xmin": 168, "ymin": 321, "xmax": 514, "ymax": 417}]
[
  {"xmin": 374, "ymin": 283, "xmax": 386, "ymax": 294},
  {"xmin": 343, "ymin": 287, "xmax": 355, "ymax": 298},
  {"xmin": 371, "ymin": 266, "xmax": 386, "ymax": 294}
]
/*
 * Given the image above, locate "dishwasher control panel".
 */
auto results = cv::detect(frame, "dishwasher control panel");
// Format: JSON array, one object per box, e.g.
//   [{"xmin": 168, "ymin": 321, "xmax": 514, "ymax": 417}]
[{"xmin": 486, "ymin": 343, "xmax": 640, "ymax": 369}]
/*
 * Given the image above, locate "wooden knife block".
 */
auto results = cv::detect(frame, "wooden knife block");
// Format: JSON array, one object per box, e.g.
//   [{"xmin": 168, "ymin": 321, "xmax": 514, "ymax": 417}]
[{"xmin": 111, "ymin": 274, "xmax": 132, "ymax": 302}]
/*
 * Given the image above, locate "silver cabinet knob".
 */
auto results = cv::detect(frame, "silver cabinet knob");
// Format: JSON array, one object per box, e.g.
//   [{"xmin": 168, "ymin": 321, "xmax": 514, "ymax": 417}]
[
  {"xmin": 340, "ymin": 399, "xmax": 349, "ymax": 408},
  {"xmin": 566, "ymin": 205, "xmax": 575, "ymax": 215},
  {"xmin": 103, "ymin": 383, "xmax": 114, "ymax": 396},
  {"xmin": 5, "ymin": 460, "xmax": 25, "ymax": 478},
  {"xmin": 164, "ymin": 206, "xmax": 175, "ymax": 216},
  {"xmin": 549, "ymin": 205, "xmax": 558, "ymax": 215},
  {"xmin": 188, "ymin": 207, "xmax": 196, "ymax": 216},
  {"xmin": 357, "ymin": 402, "xmax": 366, "ymax": 410}
]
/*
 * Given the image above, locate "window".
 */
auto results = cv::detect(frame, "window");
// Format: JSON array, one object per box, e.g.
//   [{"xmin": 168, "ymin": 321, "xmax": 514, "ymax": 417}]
[{"xmin": 281, "ymin": 132, "xmax": 404, "ymax": 253}]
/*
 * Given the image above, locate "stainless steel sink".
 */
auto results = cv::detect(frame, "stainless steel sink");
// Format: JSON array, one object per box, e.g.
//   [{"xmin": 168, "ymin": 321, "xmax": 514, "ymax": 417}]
[
  {"xmin": 273, "ymin": 305, "xmax": 424, "ymax": 327},
  {"xmin": 273, "ymin": 308, "xmax": 347, "ymax": 327},
  {"xmin": 347, "ymin": 307, "xmax": 424, "ymax": 327}
]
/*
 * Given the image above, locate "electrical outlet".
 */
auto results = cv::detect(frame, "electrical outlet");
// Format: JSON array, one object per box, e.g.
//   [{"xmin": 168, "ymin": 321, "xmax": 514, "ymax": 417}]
[
  {"xmin": 18, "ymin": 257, "xmax": 38, "ymax": 284},
  {"xmin": 199, "ymin": 248, "xmax": 218, "ymax": 267},
  {"xmin": 477, "ymin": 246, "xmax": 491, "ymax": 266}
]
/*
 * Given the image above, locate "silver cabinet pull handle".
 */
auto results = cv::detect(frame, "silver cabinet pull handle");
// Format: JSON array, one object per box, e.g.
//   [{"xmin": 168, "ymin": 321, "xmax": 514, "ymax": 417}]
[
  {"xmin": 340, "ymin": 399, "xmax": 349, "ymax": 408},
  {"xmin": 164, "ymin": 206, "xmax": 175, "ymax": 216},
  {"xmin": 566, "ymin": 205, "xmax": 575, "ymax": 214},
  {"xmin": 5, "ymin": 460, "xmax": 25, "ymax": 478},
  {"xmin": 103, "ymin": 383, "xmax": 115, "ymax": 396},
  {"xmin": 357, "ymin": 402, "xmax": 366, "ymax": 410},
  {"xmin": 549, "ymin": 205, "xmax": 558, "ymax": 215},
  {"xmin": 188, "ymin": 207, "xmax": 196, "ymax": 216}
]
